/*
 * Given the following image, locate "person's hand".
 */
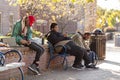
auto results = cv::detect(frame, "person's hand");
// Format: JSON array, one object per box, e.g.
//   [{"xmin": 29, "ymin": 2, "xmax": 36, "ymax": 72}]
[
  {"xmin": 4, "ymin": 44, "xmax": 9, "ymax": 47},
  {"xmin": 63, "ymin": 32, "xmax": 68, "ymax": 37},
  {"xmin": 20, "ymin": 40, "xmax": 29, "ymax": 45},
  {"xmin": 39, "ymin": 33, "xmax": 43, "ymax": 38},
  {"xmin": 0, "ymin": 43, "xmax": 9, "ymax": 47},
  {"xmin": 27, "ymin": 40, "xmax": 31, "ymax": 45}
]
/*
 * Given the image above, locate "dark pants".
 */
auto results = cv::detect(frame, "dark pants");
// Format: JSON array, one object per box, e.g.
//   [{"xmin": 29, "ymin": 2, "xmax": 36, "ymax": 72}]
[
  {"xmin": 66, "ymin": 41, "xmax": 90, "ymax": 66},
  {"xmin": 26, "ymin": 42, "xmax": 44, "ymax": 64}
]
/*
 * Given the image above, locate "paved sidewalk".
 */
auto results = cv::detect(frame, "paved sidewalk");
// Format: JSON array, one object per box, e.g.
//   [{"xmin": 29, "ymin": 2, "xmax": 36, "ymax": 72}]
[{"xmin": 25, "ymin": 40, "xmax": 120, "ymax": 80}]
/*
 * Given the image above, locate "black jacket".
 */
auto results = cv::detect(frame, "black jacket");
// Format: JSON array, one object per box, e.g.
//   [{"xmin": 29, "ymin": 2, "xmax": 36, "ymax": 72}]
[{"xmin": 47, "ymin": 31, "xmax": 71, "ymax": 45}]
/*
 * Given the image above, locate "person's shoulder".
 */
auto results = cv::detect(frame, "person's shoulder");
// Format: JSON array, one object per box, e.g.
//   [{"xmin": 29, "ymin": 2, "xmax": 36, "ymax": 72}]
[
  {"xmin": 49, "ymin": 31, "xmax": 59, "ymax": 36},
  {"xmin": 50, "ymin": 31, "xmax": 56, "ymax": 34},
  {"xmin": 14, "ymin": 20, "xmax": 21, "ymax": 27},
  {"xmin": 75, "ymin": 33, "xmax": 79, "ymax": 36},
  {"xmin": 72, "ymin": 33, "xmax": 79, "ymax": 37},
  {"xmin": 47, "ymin": 31, "xmax": 52, "ymax": 37},
  {"xmin": 15, "ymin": 19, "xmax": 20, "ymax": 23},
  {"xmin": 15, "ymin": 19, "xmax": 21, "ymax": 24}
]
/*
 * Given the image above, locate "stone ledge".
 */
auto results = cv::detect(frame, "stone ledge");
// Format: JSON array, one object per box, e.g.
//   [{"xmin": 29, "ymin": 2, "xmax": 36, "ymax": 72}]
[{"xmin": 0, "ymin": 45, "xmax": 74, "ymax": 80}]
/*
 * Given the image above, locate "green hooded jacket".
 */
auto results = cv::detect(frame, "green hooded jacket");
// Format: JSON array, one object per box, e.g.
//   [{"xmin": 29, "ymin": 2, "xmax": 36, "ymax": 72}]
[{"xmin": 12, "ymin": 20, "xmax": 32, "ymax": 45}]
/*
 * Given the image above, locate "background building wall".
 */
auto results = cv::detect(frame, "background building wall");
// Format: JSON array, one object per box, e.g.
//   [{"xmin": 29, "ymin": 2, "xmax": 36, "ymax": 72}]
[{"xmin": 0, "ymin": 0, "xmax": 19, "ymax": 35}]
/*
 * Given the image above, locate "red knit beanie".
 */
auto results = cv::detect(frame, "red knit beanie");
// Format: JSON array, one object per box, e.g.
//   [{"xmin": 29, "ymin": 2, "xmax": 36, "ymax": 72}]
[{"xmin": 29, "ymin": 15, "xmax": 35, "ymax": 26}]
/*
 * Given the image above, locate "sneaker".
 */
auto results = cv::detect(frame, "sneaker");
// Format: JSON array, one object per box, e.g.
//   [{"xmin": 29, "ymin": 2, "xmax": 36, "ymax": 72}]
[
  {"xmin": 80, "ymin": 64, "xmax": 84, "ymax": 67},
  {"xmin": 86, "ymin": 63, "xmax": 99, "ymax": 69},
  {"xmin": 72, "ymin": 65, "xmax": 83, "ymax": 70},
  {"xmin": 36, "ymin": 67, "xmax": 41, "ymax": 75},
  {"xmin": 28, "ymin": 64, "xmax": 41, "ymax": 75}
]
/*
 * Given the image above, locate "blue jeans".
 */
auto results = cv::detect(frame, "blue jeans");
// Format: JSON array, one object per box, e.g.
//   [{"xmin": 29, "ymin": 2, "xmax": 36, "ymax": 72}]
[{"xmin": 88, "ymin": 51, "xmax": 96, "ymax": 63}]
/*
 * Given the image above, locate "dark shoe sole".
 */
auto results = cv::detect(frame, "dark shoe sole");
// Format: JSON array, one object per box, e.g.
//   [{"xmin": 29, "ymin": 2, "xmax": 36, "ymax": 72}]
[
  {"xmin": 86, "ymin": 66, "xmax": 99, "ymax": 69},
  {"xmin": 72, "ymin": 67, "xmax": 83, "ymax": 70}
]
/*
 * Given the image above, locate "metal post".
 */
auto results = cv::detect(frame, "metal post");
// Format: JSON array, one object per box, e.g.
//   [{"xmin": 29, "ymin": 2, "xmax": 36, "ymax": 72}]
[{"xmin": 42, "ymin": 25, "xmax": 45, "ymax": 45}]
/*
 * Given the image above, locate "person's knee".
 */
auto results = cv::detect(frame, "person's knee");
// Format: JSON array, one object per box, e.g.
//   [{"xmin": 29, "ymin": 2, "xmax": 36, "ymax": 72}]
[
  {"xmin": 41, "ymin": 47, "xmax": 45, "ymax": 53},
  {"xmin": 38, "ymin": 47, "xmax": 44, "ymax": 54},
  {"xmin": 80, "ymin": 51, "xmax": 84, "ymax": 56},
  {"xmin": 42, "ymin": 47, "xmax": 45, "ymax": 52},
  {"xmin": 77, "ymin": 50, "xmax": 84, "ymax": 56}
]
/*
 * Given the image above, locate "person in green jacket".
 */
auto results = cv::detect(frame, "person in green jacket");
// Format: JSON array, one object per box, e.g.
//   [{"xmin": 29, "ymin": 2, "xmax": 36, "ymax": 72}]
[{"xmin": 12, "ymin": 16, "xmax": 44, "ymax": 75}]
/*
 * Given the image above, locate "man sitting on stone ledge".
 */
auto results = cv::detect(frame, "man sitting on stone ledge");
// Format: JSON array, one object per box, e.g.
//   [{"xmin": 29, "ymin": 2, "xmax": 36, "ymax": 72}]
[
  {"xmin": 72, "ymin": 31, "xmax": 98, "ymax": 65},
  {"xmin": 46, "ymin": 23, "xmax": 97, "ymax": 70},
  {"xmin": 12, "ymin": 16, "xmax": 44, "ymax": 75}
]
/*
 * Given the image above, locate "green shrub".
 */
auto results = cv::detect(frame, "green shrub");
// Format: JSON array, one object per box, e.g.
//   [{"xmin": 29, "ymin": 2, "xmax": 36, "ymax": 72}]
[{"xmin": 32, "ymin": 30, "xmax": 42, "ymax": 37}]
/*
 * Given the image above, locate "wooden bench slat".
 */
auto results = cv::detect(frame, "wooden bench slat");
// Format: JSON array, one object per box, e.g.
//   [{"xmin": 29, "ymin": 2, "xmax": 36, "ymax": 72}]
[{"xmin": 0, "ymin": 62, "xmax": 25, "ymax": 72}]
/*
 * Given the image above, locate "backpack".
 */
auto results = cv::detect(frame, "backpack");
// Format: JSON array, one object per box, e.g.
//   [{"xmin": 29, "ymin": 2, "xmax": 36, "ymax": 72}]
[
  {"xmin": 88, "ymin": 51, "xmax": 98, "ymax": 66},
  {"xmin": 0, "ymin": 52, "xmax": 5, "ymax": 66}
]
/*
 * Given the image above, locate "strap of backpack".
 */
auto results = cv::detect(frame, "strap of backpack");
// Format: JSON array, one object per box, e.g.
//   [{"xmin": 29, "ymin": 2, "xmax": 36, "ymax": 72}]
[{"xmin": 77, "ymin": 32, "xmax": 84, "ymax": 39}]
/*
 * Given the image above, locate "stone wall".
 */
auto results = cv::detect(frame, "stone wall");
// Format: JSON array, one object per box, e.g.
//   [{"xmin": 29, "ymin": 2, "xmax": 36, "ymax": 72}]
[{"xmin": 0, "ymin": 0, "xmax": 19, "ymax": 35}]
